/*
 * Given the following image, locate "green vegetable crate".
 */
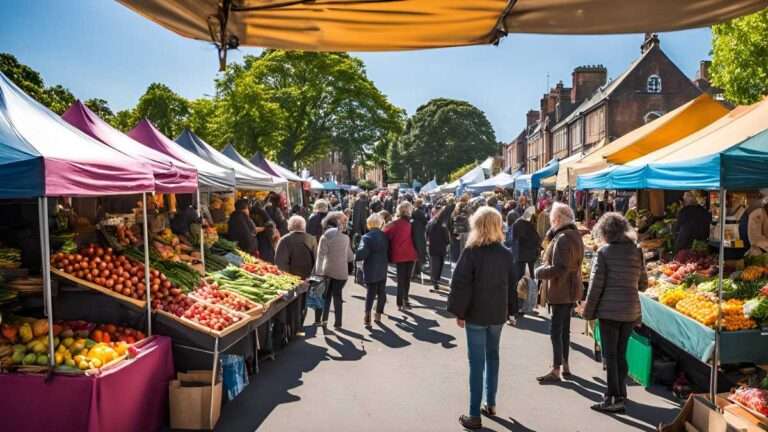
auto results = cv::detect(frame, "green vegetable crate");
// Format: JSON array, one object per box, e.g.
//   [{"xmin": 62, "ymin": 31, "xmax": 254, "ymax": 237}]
[{"xmin": 594, "ymin": 321, "xmax": 653, "ymax": 387}]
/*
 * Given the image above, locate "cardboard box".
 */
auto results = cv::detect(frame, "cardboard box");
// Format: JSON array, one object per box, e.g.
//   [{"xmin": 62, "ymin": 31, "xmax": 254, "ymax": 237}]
[
  {"xmin": 723, "ymin": 405, "xmax": 766, "ymax": 432},
  {"xmin": 660, "ymin": 395, "xmax": 748, "ymax": 432},
  {"xmin": 169, "ymin": 370, "xmax": 222, "ymax": 430}
]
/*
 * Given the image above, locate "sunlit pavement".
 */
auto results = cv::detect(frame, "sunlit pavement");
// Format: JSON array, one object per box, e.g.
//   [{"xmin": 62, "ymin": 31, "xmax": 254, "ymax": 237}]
[{"xmin": 216, "ymin": 278, "xmax": 679, "ymax": 432}]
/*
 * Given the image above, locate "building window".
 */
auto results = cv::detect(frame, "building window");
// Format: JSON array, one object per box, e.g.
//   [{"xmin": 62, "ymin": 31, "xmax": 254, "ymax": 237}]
[
  {"xmin": 644, "ymin": 111, "xmax": 664, "ymax": 123},
  {"xmin": 647, "ymin": 75, "xmax": 662, "ymax": 93}
]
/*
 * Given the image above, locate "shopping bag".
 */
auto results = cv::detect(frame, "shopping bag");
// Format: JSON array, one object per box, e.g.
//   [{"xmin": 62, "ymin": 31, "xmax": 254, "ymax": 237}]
[
  {"xmin": 306, "ymin": 277, "xmax": 327, "ymax": 310},
  {"xmin": 221, "ymin": 355, "xmax": 248, "ymax": 401},
  {"xmin": 354, "ymin": 261, "xmax": 365, "ymax": 285}
]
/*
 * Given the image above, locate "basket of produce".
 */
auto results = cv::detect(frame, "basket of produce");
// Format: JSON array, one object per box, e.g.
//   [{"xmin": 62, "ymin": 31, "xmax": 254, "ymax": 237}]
[
  {"xmin": 0, "ymin": 248, "xmax": 22, "ymax": 269},
  {"xmin": 156, "ymin": 299, "xmax": 250, "ymax": 338},
  {"xmin": 729, "ymin": 386, "xmax": 768, "ymax": 424},
  {"xmin": 0, "ymin": 318, "xmax": 145, "ymax": 375},
  {"xmin": 5, "ymin": 277, "xmax": 43, "ymax": 295},
  {"xmin": 211, "ymin": 265, "xmax": 300, "ymax": 310},
  {"xmin": 190, "ymin": 281, "xmax": 264, "ymax": 317}
]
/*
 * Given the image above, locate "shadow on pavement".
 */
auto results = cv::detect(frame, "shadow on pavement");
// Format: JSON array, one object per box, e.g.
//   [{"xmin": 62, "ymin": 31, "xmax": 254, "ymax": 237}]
[
  {"xmin": 323, "ymin": 333, "xmax": 367, "ymax": 361},
  {"xmin": 487, "ymin": 415, "xmax": 537, "ymax": 432},
  {"xmin": 408, "ymin": 293, "xmax": 453, "ymax": 318},
  {"xmin": 390, "ymin": 310, "xmax": 457, "ymax": 349},
  {"xmin": 514, "ymin": 316, "xmax": 550, "ymax": 335},
  {"xmin": 214, "ymin": 340, "xmax": 329, "ymax": 432},
  {"xmin": 369, "ymin": 320, "xmax": 411, "ymax": 349}
]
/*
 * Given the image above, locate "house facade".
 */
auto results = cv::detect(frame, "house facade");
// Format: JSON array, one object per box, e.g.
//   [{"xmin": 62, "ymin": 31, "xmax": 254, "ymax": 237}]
[
  {"xmin": 303, "ymin": 151, "xmax": 385, "ymax": 186},
  {"xmin": 517, "ymin": 34, "xmax": 705, "ymax": 174}
]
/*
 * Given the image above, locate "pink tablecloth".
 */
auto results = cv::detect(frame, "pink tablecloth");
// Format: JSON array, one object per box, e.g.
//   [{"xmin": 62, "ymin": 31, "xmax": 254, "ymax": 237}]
[{"xmin": 0, "ymin": 335, "xmax": 174, "ymax": 432}]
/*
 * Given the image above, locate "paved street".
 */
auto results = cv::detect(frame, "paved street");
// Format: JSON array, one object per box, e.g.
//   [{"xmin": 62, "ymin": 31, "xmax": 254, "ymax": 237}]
[{"xmin": 217, "ymin": 277, "xmax": 680, "ymax": 432}]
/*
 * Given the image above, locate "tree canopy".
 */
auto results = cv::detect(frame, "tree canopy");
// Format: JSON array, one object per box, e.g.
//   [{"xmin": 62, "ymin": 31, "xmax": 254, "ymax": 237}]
[
  {"xmin": 215, "ymin": 50, "xmax": 403, "ymax": 170},
  {"xmin": 711, "ymin": 10, "xmax": 768, "ymax": 105},
  {"xmin": 390, "ymin": 98, "xmax": 497, "ymax": 183},
  {"xmin": 133, "ymin": 83, "xmax": 190, "ymax": 137}
]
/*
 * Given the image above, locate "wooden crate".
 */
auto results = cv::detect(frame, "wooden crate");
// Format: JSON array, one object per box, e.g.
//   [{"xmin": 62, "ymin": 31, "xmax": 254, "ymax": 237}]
[
  {"xmin": 51, "ymin": 269, "xmax": 146, "ymax": 309},
  {"xmin": 155, "ymin": 306, "xmax": 252, "ymax": 339}
]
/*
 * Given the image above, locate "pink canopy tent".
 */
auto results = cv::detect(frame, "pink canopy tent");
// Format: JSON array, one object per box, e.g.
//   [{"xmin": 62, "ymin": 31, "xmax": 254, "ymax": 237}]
[
  {"xmin": 62, "ymin": 101, "xmax": 198, "ymax": 194},
  {"xmin": 128, "ymin": 119, "xmax": 236, "ymax": 192},
  {"xmin": 0, "ymin": 73, "xmax": 155, "ymax": 196}
]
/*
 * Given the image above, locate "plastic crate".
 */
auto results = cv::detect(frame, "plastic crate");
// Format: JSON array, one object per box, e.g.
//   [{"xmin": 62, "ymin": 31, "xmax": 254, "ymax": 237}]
[{"xmin": 593, "ymin": 321, "xmax": 653, "ymax": 387}]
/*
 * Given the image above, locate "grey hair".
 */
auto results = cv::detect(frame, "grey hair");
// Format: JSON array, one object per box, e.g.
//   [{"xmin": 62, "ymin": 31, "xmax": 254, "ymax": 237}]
[
  {"xmin": 592, "ymin": 212, "xmax": 635, "ymax": 243},
  {"xmin": 550, "ymin": 202, "xmax": 574, "ymax": 225},
  {"xmin": 287, "ymin": 215, "xmax": 306, "ymax": 232},
  {"xmin": 366, "ymin": 213, "xmax": 384, "ymax": 229},
  {"xmin": 396, "ymin": 201, "xmax": 413, "ymax": 219},
  {"xmin": 322, "ymin": 211, "xmax": 345, "ymax": 230},
  {"xmin": 313, "ymin": 199, "xmax": 329, "ymax": 212}
]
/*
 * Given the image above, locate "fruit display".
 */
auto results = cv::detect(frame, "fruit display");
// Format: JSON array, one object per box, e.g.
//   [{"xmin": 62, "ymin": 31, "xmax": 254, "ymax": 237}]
[
  {"xmin": 744, "ymin": 296, "xmax": 768, "ymax": 323},
  {"xmin": 720, "ymin": 299, "xmax": 757, "ymax": 331},
  {"xmin": 51, "ymin": 245, "xmax": 151, "ymax": 301},
  {"xmin": 660, "ymin": 287, "xmax": 688, "ymax": 307},
  {"xmin": 581, "ymin": 233, "xmax": 598, "ymax": 252},
  {"xmin": 739, "ymin": 265, "xmax": 766, "ymax": 282},
  {"xmin": 191, "ymin": 282, "xmax": 261, "ymax": 314},
  {"xmin": 242, "ymin": 260, "xmax": 284, "ymax": 277},
  {"xmin": 697, "ymin": 278, "xmax": 762, "ymax": 301},
  {"xmin": 210, "ymin": 265, "xmax": 297, "ymax": 305},
  {"xmin": 115, "ymin": 224, "xmax": 141, "ymax": 247},
  {"xmin": 0, "ymin": 247, "xmax": 21, "ymax": 269},
  {"xmin": 0, "ymin": 318, "xmax": 143, "ymax": 372},
  {"xmin": 182, "ymin": 302, "xmax": 243, "ymax": 332},
  {"xmin": 659, "ymin": 256, "xmax": 717, "ymax": 285},
  {"xmin": 123, "ymin": 247, "xmax": 200, "ymax": 293},
  {"xmin": 236, "ymin": 249, "xmax": 257, "ymax": 265},
  {"xmin": 731, "ymin": 387, "xmax": 768, "ymax": 417}
]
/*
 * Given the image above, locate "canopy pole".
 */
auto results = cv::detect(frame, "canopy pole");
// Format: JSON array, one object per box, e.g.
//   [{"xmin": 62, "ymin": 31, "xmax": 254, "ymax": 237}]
[
  {"xmin": 142, "ymin": 193, "xmax": 153, "ymax": 336},
  {"xmin": 38, "ymin": 197, "xmax": 55, "ymax": 368},
  {"xmin": 197, "ymin": 188, "xmax": 205, "ymax": 270},
  {"xmin": 710, "ymin": 187, "xmax": 726, "ymax": 401}
]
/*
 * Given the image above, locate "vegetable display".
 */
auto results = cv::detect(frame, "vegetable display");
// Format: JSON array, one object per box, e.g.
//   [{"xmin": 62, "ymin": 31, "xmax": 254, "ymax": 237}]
[
  {"xmin": 732, "ymin": 387, "xmax": 768, "ymax": 417},
  {"xmin": 210, "ymin": 265, "xmax": 296, "ymax": 305},
  {"xmin": 192, "ymin": 282, "xmax": 260, "ymax": 314},
  {"xmin": 123, "ymin": 247, "xmax": 200, "ymax": 293},
  {"xmin": 0, "ymin": 248, "xmax": 21, "ymax": 269}
]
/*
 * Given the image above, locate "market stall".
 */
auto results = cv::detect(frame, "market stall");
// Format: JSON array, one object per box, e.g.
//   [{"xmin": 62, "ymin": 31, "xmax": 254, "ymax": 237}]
[
  {"xmin": 577, "ymin": 100, "xmax": 768, "ymax": 404},
  {"xmin": 0, "ymin": 71, "xmax": 175, "ymax": 431},
  {"xmin": 175, "ymin": 129, "xmax": 279, "ymax": 191},
  {"xmin": 466, "ymin": 171, "xmax": 519, "ymax": 192}
]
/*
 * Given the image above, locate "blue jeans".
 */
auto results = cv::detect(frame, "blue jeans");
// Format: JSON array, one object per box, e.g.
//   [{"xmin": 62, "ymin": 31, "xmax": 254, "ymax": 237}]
[{"xmin": 466, "ymin": 323, "xmax": 503, "ymax": 417}]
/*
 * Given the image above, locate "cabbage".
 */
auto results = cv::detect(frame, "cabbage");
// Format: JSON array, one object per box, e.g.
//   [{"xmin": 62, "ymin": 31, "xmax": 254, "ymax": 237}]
[{"xmin": 744, "ymin": 296, "xmax": 768, "ymax": 321}]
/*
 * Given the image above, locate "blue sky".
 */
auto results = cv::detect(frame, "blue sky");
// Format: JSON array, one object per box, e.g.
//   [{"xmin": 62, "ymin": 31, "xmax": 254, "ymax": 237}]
[{"xmin": 1, "ymin": 1, "xmax": 712, "ymax": 142}]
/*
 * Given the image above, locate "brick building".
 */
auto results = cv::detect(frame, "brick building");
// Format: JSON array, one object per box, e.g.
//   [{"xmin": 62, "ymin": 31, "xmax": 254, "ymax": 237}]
[
  {"xmin": 303, "ymin": 151, "xmax": 385, "ymax": 186},
  {"xmin": 508, "ymin": 34, "xmax": 706, "ymax": 175}
]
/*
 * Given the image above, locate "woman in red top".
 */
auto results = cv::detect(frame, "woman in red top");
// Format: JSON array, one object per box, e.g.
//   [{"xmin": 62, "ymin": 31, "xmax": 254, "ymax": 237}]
[{"xmin": 384, "ymin": 201, "xmax": 418, "ymax": 310}]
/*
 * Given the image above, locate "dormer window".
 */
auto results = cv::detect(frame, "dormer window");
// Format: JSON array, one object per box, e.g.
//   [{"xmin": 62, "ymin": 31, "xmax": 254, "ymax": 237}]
[{"xmin": 647, "ymin": 75, "xmax": 662, "ymax": 93}]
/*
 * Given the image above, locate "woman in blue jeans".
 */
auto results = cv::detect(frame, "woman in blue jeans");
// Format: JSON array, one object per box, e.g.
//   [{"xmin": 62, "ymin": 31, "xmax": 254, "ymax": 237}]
[{"xmin": 448, "ymin": 207, "xmax": 517, "ymax": 430}]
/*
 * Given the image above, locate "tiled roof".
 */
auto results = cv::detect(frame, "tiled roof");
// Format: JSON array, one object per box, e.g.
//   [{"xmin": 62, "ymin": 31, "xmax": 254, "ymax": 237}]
[{"xmin": 553, "ymin": 47, "xmax": 654, "ymax": 131}]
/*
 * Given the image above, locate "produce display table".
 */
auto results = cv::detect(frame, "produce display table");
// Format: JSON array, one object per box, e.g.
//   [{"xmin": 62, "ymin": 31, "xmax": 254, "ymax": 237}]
[
  {"xmin": 0, "ymin": 335, "xmax": 174, "ymax": 432},
  {"xmin": 640, "ymin": 295, "xmax": 768, "ymax": 364}
]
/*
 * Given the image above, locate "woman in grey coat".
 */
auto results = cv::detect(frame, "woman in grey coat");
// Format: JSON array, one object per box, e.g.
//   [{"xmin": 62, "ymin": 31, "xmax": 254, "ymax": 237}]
[
  {"xmin": 582, "ymin": 212, "xmax": 647, "ymax": 414},
  {"xmin": 315, "ymin": 211, "xmax": 355, "ymax": 329}
]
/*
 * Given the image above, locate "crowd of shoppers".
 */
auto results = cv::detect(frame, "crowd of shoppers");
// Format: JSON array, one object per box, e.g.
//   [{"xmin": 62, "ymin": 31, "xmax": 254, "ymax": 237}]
[{"xmin": 219, "ymin": 185, "xmax": 655, "ymax": 427}]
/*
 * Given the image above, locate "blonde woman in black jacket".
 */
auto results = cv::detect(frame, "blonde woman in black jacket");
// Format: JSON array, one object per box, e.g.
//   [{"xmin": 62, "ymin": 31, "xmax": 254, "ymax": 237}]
[
  {"xmin": 582, "ymin": 212, "xmax": 648, "ymax": 414},
  {"xmin": 448, "ymin": 207, "xmax": 516, "ymax": 430}
]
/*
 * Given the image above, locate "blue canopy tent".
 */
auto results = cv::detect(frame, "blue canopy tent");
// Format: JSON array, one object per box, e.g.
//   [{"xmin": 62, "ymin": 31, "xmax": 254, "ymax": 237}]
[
  {"xmin": 421, "ymin": 179, "xmax": 438, "ymax": 194},
  {"xmin": 0, "ymin": 110, "xmax": 43, "ymax": 198},
  {"xmin": 467, "ymin": 171, "xmax": 519, "ymax": 192},
  {"xmin": 577, "ymin": 126, "xmax": 768, "ymax": 400},
  {"xmin": 176, "ymin": 129, "xmax": 277, "ymax": 190},
  {"xmin": 515, "ymin": 159, "xmax": 559, "ymax": 192}
]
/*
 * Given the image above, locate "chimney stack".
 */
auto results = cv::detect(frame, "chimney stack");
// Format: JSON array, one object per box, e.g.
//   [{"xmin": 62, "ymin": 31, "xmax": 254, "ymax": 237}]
[
  {"xmin": 526, "ymin": 110, "xmax": 539, "ymax": 126},
  {"xmin": 641, "ymin": 33, "xmax": 660, "ymax": 53},
  {"xmin": 697, "ymin": 60, "xmax": 711, "ymax": 82},
  {"xmin": 571, "ymin": 65, "xmax": 607, "ymax": 104}
]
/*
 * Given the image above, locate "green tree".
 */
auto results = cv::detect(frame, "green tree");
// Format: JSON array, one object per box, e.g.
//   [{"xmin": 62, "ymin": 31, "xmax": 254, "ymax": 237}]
[
  {"xmin": 386, "ymin": 138, "xmax": 407, "ymax": 182},
  {"xmin": 357, "ymin": 179, "xmax": 377, "ymax": 191},
  {"xmin": 711, "ymin": 10, "xmax": 768, "ymax": 104},
  {"xmin": 133, "ymin": 83, "xmax": 189, "ymax": 137},
  {"xmin": 84, "ymin": 98, "xmax": 115, "ymax": 123},
  {"xmin": 110, "ymin": 109, "xmax": 136, "ymax": 132},
  {"xmin": 394, "ymin": 98, "xmax": 497, "ymax": 183},
  {"xmin": 183, "ymin": 97, "xmax": 224, "ymax": 147},
  {"xmin": 43, "ymin": 84, "xmax": 75, "ymax": 114},
  {"xmin": 0, "ymin": 53, "xmax": 46, "ymax": 102},
  {"xmin": 216, "ymin": 50, "xmax": 402, "ymax": 169}
]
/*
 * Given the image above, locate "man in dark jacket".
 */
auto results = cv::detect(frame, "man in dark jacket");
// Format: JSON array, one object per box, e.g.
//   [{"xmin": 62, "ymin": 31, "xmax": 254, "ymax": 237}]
[
  {"xmin": 356, "ymin": 213, "xmax": 390, "ymax": 326},
  {"xmin": 410, "ymin": 198, "xmax": 428, "ymax": 281},
  {"xmin": 351, "ymin": 193, "xmax": 370, "ymax": 237},
  {"xmin": 251, "ymin": 201, "xmax": 277, "ymax": 263},
  {"xmin": 509, "ymin": 207, "xmax": 542, "ymax": 321},
  {"xmin": 426, "ymin": 207, "xmax": 450, "ymax": 292},
  {"xmin": 307, "ymin": 199, "xmax": 329, "ymax": 241},
  {"xmin": 266, "ymin": 192, "xmax": 288, "ymax": 236},
  {"xmin": 535, "ymin": 202, "xmax": 584, "ymax": 383},
  {"xmin": 673, "ymin": 192, "xmax": 711, "ymax": 252},
  {"xmin": 275, "ymin": 215, "xmax": 317, "ymax": 279},
  {"xmin": 226, "ymin": 199, "xmax": 261, "ymax": 255}
]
